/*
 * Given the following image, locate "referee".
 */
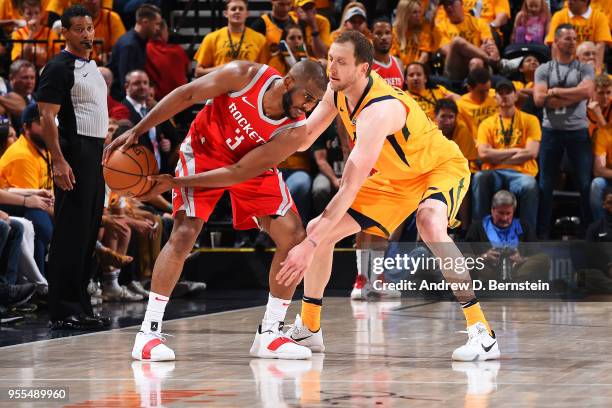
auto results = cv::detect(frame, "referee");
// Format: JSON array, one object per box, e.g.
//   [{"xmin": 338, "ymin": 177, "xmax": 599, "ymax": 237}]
[{"xmin": 38, "ymin": 5, "xmax": 110, "ymax": 330}]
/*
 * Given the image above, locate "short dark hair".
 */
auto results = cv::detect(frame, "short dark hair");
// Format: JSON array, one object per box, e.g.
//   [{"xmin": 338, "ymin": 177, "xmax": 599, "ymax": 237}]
[
  {"xmin": 334, "ymin": 30, "xmax": 374, "ymax": 75},
  {"xmin": 136, "ymin": 4, "xmax": 161, "ymax": 21},
  {"xmin": 288, "ymin": 59, "xmax": 328, "ymax": 92},
  {"xmin": 61, "ymin": 5, "xmax": 92, "ymax": 30},
  {"xmin": 406, "ymin": 61, "xmax": 429, "ymax": 77},
  {"xmin": 371, "ymin": 16, "xmax": 391, "ymax": 29},
  {"xmin": 226, "ymin": 0, "xmax": 248, "ymax": 8},
  {"xmin": 467, "ymin": 67, "xmax": 491, "ymax": 88},
  {"xmin": 435, "ymin": 98, "xmax": 458, "ymax": 115},
  {"xmin": 555, "ymin": 23, "xmax": 575, "ymax": 38}
]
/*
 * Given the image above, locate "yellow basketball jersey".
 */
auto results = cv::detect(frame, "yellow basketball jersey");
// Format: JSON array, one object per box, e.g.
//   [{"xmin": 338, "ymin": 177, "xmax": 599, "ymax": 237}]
[{"xmin": 335, "ymin": 72, "xmax": 466, "ymax": 180}]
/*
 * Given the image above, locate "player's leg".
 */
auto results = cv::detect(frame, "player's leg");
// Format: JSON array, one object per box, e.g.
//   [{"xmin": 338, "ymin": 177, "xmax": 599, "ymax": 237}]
[
  {"xmin": 248, "ymin": 210, "xmax": 312, "ymax": 359},
  {"xmin": 416, "ymin": 195, "xmax": 499, "ymax": 361},
  {"xmin": 287, "ymin": 213, "xmax": 361, "ymax": 352},
  {"xmin": 132, "ymin": 210, "xmax": 204, "ymax": 361},
  {"xmin": 351, "ymin": 232, "xmax": 395, "ymax": 300}
]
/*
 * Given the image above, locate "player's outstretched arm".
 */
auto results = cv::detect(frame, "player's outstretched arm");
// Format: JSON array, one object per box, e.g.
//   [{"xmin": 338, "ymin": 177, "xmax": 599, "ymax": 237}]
[
  {"xmin": 149, "ymin": 125, "xmax": 308, "ymax": 189},
  {"xmin": 102, "ymin": 61, "xmax": 259, "ymax": 164},
  {"xmin": 298, "ymin": 85, "xmax": 338, "ymax": 151}
]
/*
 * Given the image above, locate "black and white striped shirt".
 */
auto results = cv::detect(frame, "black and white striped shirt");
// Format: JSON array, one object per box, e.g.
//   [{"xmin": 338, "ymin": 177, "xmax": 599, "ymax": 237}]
[{"xmin": 37, "ymin": 50, "xmax": 108, "ymax": 140}]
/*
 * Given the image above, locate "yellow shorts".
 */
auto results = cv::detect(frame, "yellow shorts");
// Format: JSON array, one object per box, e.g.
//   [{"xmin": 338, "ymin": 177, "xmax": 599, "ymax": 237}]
[{"xmin": 348, "ymin": 157, "xmax": 470, "ymax": 238}]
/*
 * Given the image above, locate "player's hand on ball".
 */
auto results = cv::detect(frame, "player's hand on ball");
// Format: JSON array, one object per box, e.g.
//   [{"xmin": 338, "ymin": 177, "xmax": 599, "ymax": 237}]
[
  {"xmin": 277, "ymin": 240, "xmax": 316, "ymax": 287},
  {"xmin": 102, "ymin": 128, "xmax": 139, "ymax": 165},
  {"xmin": 137, "ymin": 174, "xmax": 175, "ymax": 201}
]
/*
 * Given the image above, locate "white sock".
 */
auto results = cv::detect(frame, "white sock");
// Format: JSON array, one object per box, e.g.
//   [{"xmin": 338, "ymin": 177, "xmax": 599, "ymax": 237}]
[
  {"xmin": 356, "ymin": 249, "xmax": 370, "ymax": 278},
  {"xmin": 262, "ymin": 293, "xmax": 290, "ymax": 331},
  {"xmin": 370, "ymin": 250, "xmax": 385, "ymax": 281},
  {"xmin": 102, "ymin": 268, "xmax": 121, "ymax": 290},
  {"xmin": 141, "ymin": 291, "xmax": 169, "ymax": 333}
]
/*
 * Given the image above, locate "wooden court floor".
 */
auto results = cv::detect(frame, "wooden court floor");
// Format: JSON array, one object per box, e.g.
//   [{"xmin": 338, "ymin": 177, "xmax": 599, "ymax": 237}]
[{"xmin": 2, "ymin": 297, "xmax": 612, "ymax": 407}]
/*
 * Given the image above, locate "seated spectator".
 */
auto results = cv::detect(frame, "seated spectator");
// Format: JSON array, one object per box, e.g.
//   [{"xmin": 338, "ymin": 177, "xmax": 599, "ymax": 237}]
[
  {"xmin": 473, "ymin": 80, "xmax": 541, "ymax": 228},
  {"xmin": 108, "ymin": 3, "xmax": 161, "ymax": 100},
  {"xmin": 465, "ymin": 190, "xmax": 548, "ymax": 282},
  {"xmin": 511, "ymin": 0, "xmax": 550, "ymax": 45},
  {"xmin": 0, "ymin": 122, "xmax": 16, "ymax": 156},
  {"xmin": 312, "ymin": 123, "xmax": 343, "ymax": 216},
  {"xmin": 588, "ymin": 73, "xmax": 612, "ymax": 138},
  {"xmin": 457, "ymin": 67, "xmax": 498, "ymax": 134},
  {"xmin": 121, "ymin": 70, "xmax": 178, "ymax": 174},
  {"xmin": 289, "ymin": 0, "xmax": 331, "ymax": 59},
  {"xmin": 436, "ymin": 0, "xmax": 500, "ymax": 81},
  {"xmin": 267, "ymin": 23, "xmax": 310, "ymax": 75},
  {"xmin": 330, "ymin": 2, "xmax": 370, "ymax": 43},
  {"xmin": 393, "ymin": 0, "xmax": 434, "ymax": 65},
  {"xmin": 371, "ymin": 18, "xmax": 404, "ymax": 89},
  {"xmin": 0, "ymin": 208, "xmax": 23, "ymax": 288},
  {"xmin": 534, "ymin": 24, "xmax": 595, "ymax": 238},
  {"xmin": 145, "ymin": 18, "xmax": 189, "ymax": 100},
  {"xmin": 98, "ymin": 66, "xmax": 129, "ymax": 120},
  {"xmin": 545, "ymin": 0, "xmax": 611, "ymax": 72},
  {"xmin": 45, "ymin": 0, "xmax": 112, "ymax": 26},
  {"xmin": 80, "ymin": 0, "xmax": 126, "ymax": 65},
  {"xmin": 4, "ymin": 60, "xmax": 36, "ymax": 132},
  {"xmin": 587, "ymin": 186, "xmax": 612, "ymax": 240},
  {"xmin": 0, "ymin": 104, "xmax": 53, "ymax": 276},
  {"xmin": 406, "ymin": 62, "xmax": 459, "ymax": 119},
  {"xmin": 576, "ymin": 40, "xmax": 597, "ymax": 68},
  {"xmin": 514, "ymin": 54, "xmax": 540, "ymax": 106},
  {"xmin": 250, "ymin": 0, "xmax": 292, "ymax": 54},
  {"xmin": 11, "ymin": 0, "xmax": 60, "ymax": 70},
  {"xmin": 194, "ymin": 0, "xmax": 268, "ymax": 78},
  {"xmin": 590, "ymin": 98, "xmax": 612, "ymax": 221}
]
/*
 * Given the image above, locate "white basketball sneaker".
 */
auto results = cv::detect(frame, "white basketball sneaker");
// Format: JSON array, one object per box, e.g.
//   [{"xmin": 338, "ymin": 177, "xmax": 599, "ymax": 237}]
[
  {"xmin": 452, "ymin": 322, "xmax": 500, "ymax": 361},
  {"xmin": 132, "ymin": 331, "xmax": 176, "ymax": 361},
  {"xmin": 350, "ymin": 274, "xmax": 369, "ymax": 300},
  {"xmin": 286, "ymin": 315, "xmax": 325, "ymax": 353},
  {"xmin": 250, "ymin": 321, "xmax": 312, "ymax": 360}
]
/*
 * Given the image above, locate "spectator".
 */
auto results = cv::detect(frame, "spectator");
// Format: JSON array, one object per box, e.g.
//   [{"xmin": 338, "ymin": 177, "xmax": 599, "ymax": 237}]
[
  {"xmin": 145, "ymin": 19, "xmax": 189, "ymax": 100},
  {"xmin": 98, "ymin": 66, "xmax": 129, "ymax": 120},
  {"xmin": 38, "ymin": 5, "xmax": 110, "ymax": 330},
  {"xmin": 290, "ymin": 0, "xmax": 331, "ymax": 59},
  {"xmin": 0, "ymin": 281, "xmax": 37, "ymax": 310},
  {"xmin": 330, "ymin": 2, "xmax": 370, "ymax": 43},
  {"xmin": 11, "ymin": 0, "xmax": 60, "ymax": 70},
  {"xmin": 371, "ymin": 18, "xmax": 404, "ymax": 89},
  {"xmin": 3, "ymin": 60, "xmax": 36, "ymax": 132},
  {"xmin": 435, "ymin": 98, "xmax": 479, "ymax": 231},
  {"xmin": 80, "ymin": 0, "xmax": 126, "ymax": 65},
  {"xmin": 312, "ymin": 123, "xmax": 343, "ymax": 216},
  {"xmin": 405, "ymin": 62, "xmax": 459, "ymax": 119},
  {"xmin": 0, "ymin": 104, "xmax": 54, "ymax": 277},
  {"xmin": 45, "ymin": 0, "xmax": 112, "ymax": 26},
  {"xmin": 473, "ymin": 80, "xmax": 541, "ymax": 228},
  {"xmin": 436, "ymin": 0, "xmax": 500, "ymax": 81},
  {"xmin": 194, "ymin": 0, "xmax": 268, "ymax": 78},
  {"xmin": 514, "ymin": 54, "xmax": 540, "ymax": 106},
  {"xmin": 588, "ymin": 72, "xmax": 612, "ymax": 137},
  {"xmin": 457, "ymin": 67, "xmax": 498, "ymax": 134},
  {"xmin": 545, "ymin": 0, "xmax": 611, "ymax": 72},
  {"xmin": 591, "ymin": 128, "xmax": 612, "ymax": 221},
  {"xmin": 0, "ymin": 123, "xmax": 16, "ymax": 156},
  {"xmin": 267, "ymin": 23, "xmax": 310, "ymax": 75},
  {"xmin": 393, "ymin": 0, "xmax": 434, "ymax": 65},
  {"xmin": 0, "ymin": 209, "xmax": 23, "ymax": 288},
  {"xmin": 108, "ymin": 3, "xmax": 161, "ymax": 100},
  {"xmin": 576, "ymin": 40, "xmax": 597, "ymax": 67},
  {"xmin": 121, "ymin": 70, "xmax": 178, "ymax": 174},
  {"xmin": 512, "ymin": 0, "xmax": 551, "ymax": 45},
  {"xmin": 534, "ymin": 24, "xmax": 595, "ymax": 238},
  {"xmin": 586, "ymin": 186, "xmax": 612, "ymax": 240},
  {"xmin": 250, "ymin": 0, "xmax": 292, "ymax": 54}
]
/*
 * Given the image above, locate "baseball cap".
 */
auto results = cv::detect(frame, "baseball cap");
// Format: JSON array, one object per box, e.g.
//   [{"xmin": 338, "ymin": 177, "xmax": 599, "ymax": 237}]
[
  {"xmin": 296, "ymin": 0, "xmax": 315, "ymax": 7},
  {"xmin": 21, "ymin": 103, "xmax": 40, "ymax": 124},
  {"xmin": 495, "ymin": 80, "xmax": 516, "ymax": 93},
  {"xmin": 344, "ymin": 6, "xmax": 367, "ymax": 22}
]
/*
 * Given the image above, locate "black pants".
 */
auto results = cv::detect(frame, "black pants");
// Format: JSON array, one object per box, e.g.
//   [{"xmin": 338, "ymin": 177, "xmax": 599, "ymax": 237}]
[{"xmin": 48, "ymin": 135, "xmax": 105, "ymax": 321}]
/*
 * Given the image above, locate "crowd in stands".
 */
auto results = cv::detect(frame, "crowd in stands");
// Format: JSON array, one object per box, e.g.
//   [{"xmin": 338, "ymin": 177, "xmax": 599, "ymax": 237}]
[{"xmin": 3, "ymin": 0, "xmax": 612, "ymax": 312}]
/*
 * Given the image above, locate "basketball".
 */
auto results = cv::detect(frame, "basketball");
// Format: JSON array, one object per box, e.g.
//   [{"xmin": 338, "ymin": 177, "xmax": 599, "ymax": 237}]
[{"xmin": 103, "ymin": 145, "xmax": 158, "ymax": 197}]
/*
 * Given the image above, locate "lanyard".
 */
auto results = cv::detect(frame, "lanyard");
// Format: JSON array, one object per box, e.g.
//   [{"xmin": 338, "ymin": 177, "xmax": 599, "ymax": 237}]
[
  {"xmin": 553, "ymin": 60, "xmax": 573, "ymax": 88},
  {"xmin": 499, "ymin": 114, "xmax": 515, "ymax": 146},
  {"xmin": 411, "ymin": 88, "xmax": 438, "ymax": 108},
  {"xmin": 32, "ymin": 143, "xmax": 53, "ymax": 189},
  {"xmin": 227, "ymin": 28, "xmax": 246, "ymax": 60}
]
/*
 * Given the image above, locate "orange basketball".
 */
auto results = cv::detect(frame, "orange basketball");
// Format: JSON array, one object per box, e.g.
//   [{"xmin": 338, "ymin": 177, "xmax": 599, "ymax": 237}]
[{"xmin": 103, "ymin": 145, "xmax": 158, "ymax": 197}]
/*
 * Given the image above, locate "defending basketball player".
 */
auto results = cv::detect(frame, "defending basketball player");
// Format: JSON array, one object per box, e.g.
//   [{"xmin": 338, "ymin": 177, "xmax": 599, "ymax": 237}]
[{"xmin": 103, "ymin": 59, "xmax": 327, "ymax": 361}]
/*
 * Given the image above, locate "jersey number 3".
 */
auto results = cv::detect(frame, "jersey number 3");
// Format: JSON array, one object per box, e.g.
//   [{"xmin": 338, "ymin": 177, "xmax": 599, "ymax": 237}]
[{"xmin": 226, "ymin": 133, "xmax": 245, "ymax": 150}]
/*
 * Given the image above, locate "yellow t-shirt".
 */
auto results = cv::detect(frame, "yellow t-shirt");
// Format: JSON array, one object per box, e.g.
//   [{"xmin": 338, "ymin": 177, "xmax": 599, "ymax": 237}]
[
  {"xmin": 588, "ymin": 100, "xmax": 612, "ymax": 137},
  {"xmin": 11, "ymin": 26, "xmax": 60, "ymax": 67},
  {"xmin": 477, "ymin": 109, "xmax": 542, "ymax": 176},
  {"xmin": 457, "ymin": 89, "xmax": 498, "ymax": 138},
  {"xmin": 592, "ymin": 0, "xmax": 612, "ymax": 31},
  {"xmin": 288, "ymin": 11, "xmax": 332, "ymax": 49},
  {"xmin": 434, "ymin": 13, "xmax": 493, "ymax": 49},
  {"xmin": 395, "ymin": 25, "xmax": 434, "ymax": 65},
  {"xmin": 91, "ymin": 8, "xmax": 126, "ymax": 54},
  {"xmin": 450, "ymin": 120, "xmax": 479, "ymax": 173},
  {"xmin": 593, "ymin": 126, "xmax": 612, "ymax": 168},
  {"xmin": 194, "ymin": 27, "xmax": 269, "ymax": 68},
  {"xmin": 46, "ymin": 0, "xmax": 112, "ymax": 15},
  {"xmin": 335, "ymin": 71, "xmax": 465, "ymax": 180},
  {"xmin": 0, "ymin": 135, "xmax": 52, "ymax": 189},
  {"xmin": 407, "ymin": 85, "xmax": 454, "ymax": 120},
  {"xmin": 545, "ymin": 7, "xmax": 612, "ymax": 45}
]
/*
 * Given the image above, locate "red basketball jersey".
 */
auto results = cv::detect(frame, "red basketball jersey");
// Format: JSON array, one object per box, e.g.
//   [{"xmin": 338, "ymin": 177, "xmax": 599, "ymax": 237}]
[
  {"xmin": 189, "ymin": 65, "xmax": 306, "ymax": 164},
  {"xmin": 372, "ymin": 57, "xmax": 404, "ymax": 89}
]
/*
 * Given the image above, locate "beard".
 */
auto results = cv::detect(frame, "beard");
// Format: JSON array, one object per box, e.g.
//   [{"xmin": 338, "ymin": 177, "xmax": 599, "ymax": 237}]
[
  {"xmin": 30, "ymin": 134, "xmax": 47, "ymax": 150},
  {"xmin": 282, "ymin": 89, "xmax": 297, "ymax": 118}
]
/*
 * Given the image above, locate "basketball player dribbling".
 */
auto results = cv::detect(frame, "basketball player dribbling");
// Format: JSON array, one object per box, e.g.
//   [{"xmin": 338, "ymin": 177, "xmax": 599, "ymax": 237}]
[
  {"xmin": 145, "ymin": 31, "xmax": 500, "ymax": 361},
  {"xmin": 103, "ymin": 59, "xmax": 327, "ymax": 361}
]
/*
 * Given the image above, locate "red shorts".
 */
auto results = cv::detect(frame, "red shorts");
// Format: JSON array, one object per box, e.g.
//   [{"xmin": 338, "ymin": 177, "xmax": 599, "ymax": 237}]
[{"xmin": 172, "ymin": 135, "xmax": 298, "ymax": 230}]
